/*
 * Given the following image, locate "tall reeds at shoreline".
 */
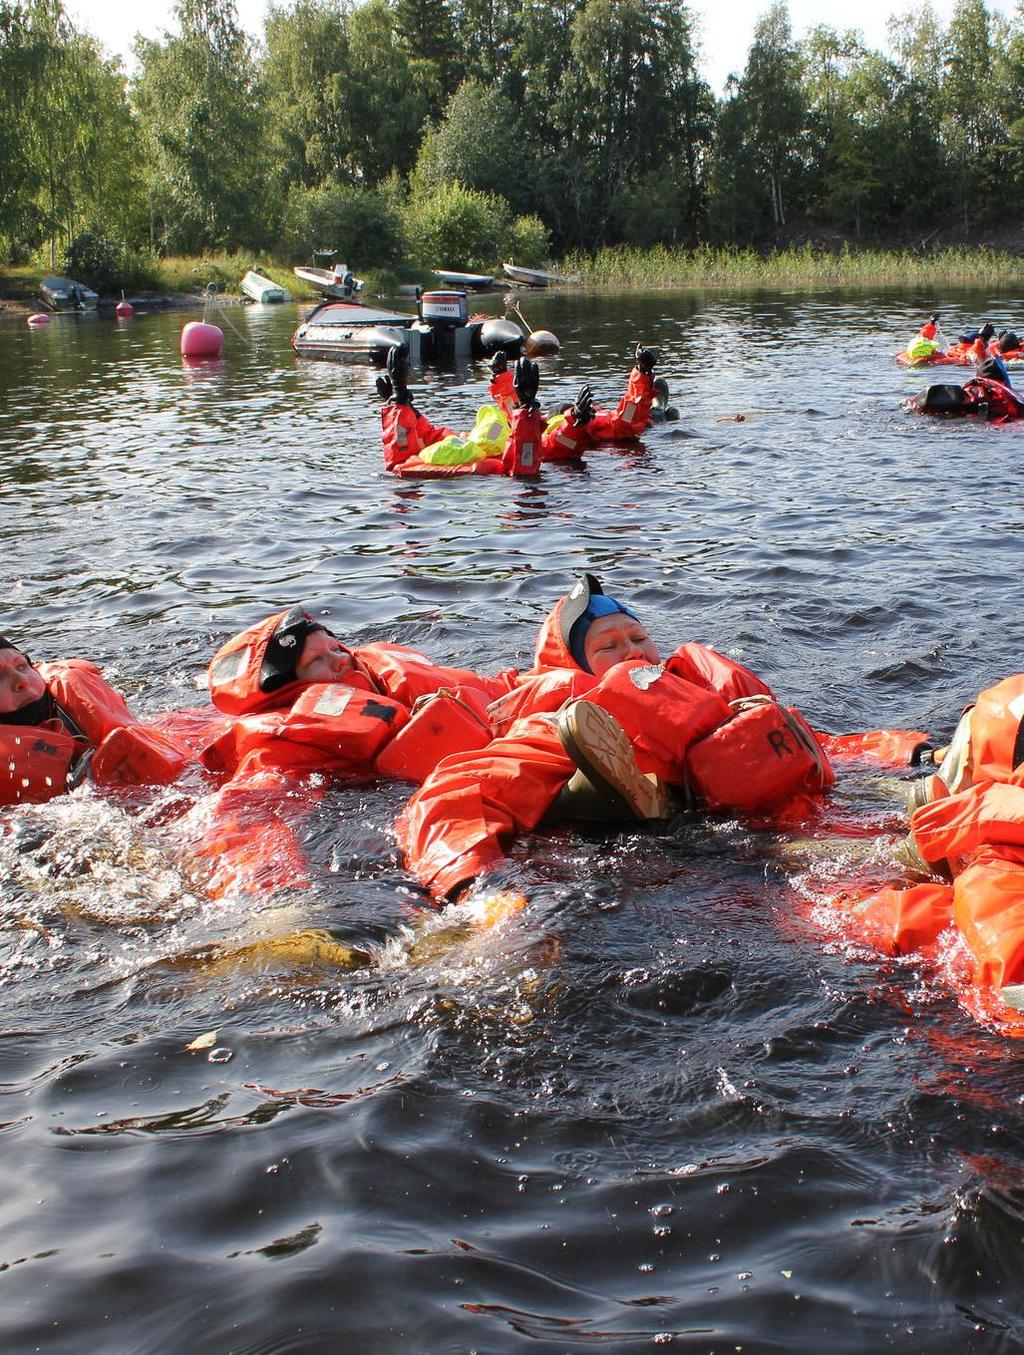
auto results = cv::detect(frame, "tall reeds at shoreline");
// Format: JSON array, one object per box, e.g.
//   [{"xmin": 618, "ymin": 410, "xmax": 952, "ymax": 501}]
[{"xmin": 561, "ymin": 245, "xmax": 1024, "ymax": 290}]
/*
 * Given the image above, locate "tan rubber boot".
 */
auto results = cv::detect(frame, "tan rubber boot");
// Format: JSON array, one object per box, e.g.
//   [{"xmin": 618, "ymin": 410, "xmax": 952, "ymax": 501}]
[{"xmin": 554, "ymin": 699, "xmax": 671, "ymax": 822}]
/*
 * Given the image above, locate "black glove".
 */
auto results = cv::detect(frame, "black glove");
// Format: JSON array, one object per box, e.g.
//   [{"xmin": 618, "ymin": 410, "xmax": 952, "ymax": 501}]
[
  {"xmin": 513, "ymin": 357, "xmax": 540, "ymax": 412},
  {"xmin": 490, "ymin": 351, "xmax": 508, "ymax": 377},
  {"xmin": 378, "ymin": 345, "xmax": 412, "ymax": 406},
  {"xmin": 635, "ymin": 343, "xmax": 657, "ymax": 376},
  {"xmin": 571, "ymin": 383, "xmax": 594, "ymax": 425}
]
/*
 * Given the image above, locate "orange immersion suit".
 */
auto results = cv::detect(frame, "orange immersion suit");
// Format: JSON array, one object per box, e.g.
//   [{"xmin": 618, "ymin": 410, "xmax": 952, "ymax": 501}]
[
  {"xmin": 0, "ymin": 659, "xmax": 189, "ymax": 807},
  {"xmin": 380, "ymin": 403, "xmax": 457, "ymax": 471},
  {"xmin": 193, "ymin": 608, "xmax": 518, "ymax": 895},
  {"xmin": 586, "ymin": 365, "xmax": 658, "ymax": 441},
  {"xmin": 539, "ymin": 366, "xmax": 659, "ymax": 463},
  {"xmin": 826, "ymin": 674, "xmax": 1024, "ymax": 1026},
  {"xmin": 398, "ymin": 577, "xmax": 835, "ymax": 902}
]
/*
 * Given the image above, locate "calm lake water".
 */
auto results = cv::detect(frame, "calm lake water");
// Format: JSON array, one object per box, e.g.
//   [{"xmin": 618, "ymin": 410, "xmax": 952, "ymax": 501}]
[{"xmin": 3, "ymin": 287, "xmax": 1024, "ymax": 1353}]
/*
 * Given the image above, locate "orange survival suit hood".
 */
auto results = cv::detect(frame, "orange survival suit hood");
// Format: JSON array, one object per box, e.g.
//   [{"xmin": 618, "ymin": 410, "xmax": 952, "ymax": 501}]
[
  {"xmin": 533, "ymin": 574, "xmax": 641, "ymax": 674},
  {"xmin": 208, "ymin": 606, "xmax": 377, "ymax": 716}
]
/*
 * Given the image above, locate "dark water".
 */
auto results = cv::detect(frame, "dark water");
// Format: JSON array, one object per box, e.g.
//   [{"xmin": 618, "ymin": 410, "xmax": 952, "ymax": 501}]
[{"xmin": 3, "ymin": 288, "xmax": 1024, "ymax": 1353}]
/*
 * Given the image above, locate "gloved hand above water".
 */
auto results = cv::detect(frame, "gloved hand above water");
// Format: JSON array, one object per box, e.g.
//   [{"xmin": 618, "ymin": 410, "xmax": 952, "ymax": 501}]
[
  {"xmin": 490, "ymin": 351, "xmax": 508, "ymax": 377},
  {"xmin": 513, "ymin": 357, "xmax": 541, "ymax": 412},
  {"xmin": 635, "ymin": 343, "xmax": 657, "ymax": 376},
  {"xmin": 571, "ymin": 383, "xmax": 595, "ymax": 425},
  {"xmin": 376, "ymin": 345, "xmax": 413, "ymax": 405}
]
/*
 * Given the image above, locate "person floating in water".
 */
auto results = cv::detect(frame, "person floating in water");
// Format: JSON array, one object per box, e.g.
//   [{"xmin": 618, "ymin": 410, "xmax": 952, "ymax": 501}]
[
  {"xmin": 821, "ymin": 673, "xmax": 1024, "ymax": 1033},
  {"xmin": 0, "ymin": 634, "xmax": 187, "ymax": 806},
  {"xmin": 913, "ymin": 354, "xmax": 1024, "ymax": 421},
  {"xmin": 377, "ymin": 344, "xmax": 675, "ymax": 476},
  {"xmin": 501, "ymin": 344, "xmax": 673, "ymax": 463},
  {"xmin": 397, "ymin": 574, "xmax": 837, "ymax": 908},
  {"xmin": 193, "ymin": 606, "xmax": 524, "ymax": 894},
  {"xmin": 959, "ymin": 321, "xmax": 997, "ymax": 365},
  {"xmin": 902, "ymin": 315, "xmax": 946, "ymax": 365}
]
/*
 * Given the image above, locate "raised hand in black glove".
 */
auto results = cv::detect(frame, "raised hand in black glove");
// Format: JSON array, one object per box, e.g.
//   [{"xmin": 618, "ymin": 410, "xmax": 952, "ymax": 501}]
[
  {"xmin": 377, "ymin": 345, "xmax": 413, "ymax": 405},
  {"xmin": 635, "ymin": 343, "xmax": 657, "ymax": 375},
  {"xmin": 571, "ymin": 383, "xmax": 595, "ymax": 425},
  {"xmin": 513, "ymin": 357, "xmax": 541, "ymax": 412},
  {"xmin": 490, "ymin": 351, "xmax": 508, "ymax": 377}
]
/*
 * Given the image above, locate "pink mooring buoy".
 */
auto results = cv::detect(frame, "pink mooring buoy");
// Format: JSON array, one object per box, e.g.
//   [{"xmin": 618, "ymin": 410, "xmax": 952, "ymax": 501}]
[
  {"xmin": 180, "ymin": 320, "xmax": 224, "ymax": 358},
  {"xmin": 116, "ymin": 299, "xmax": 134, "ymax": 318},
  {"xmin": 27, "ymin": 312, "xmax": 50, "ymax": 326}
]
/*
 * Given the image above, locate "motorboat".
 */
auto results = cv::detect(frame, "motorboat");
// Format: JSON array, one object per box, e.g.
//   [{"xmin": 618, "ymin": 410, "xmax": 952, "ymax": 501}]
[
  {"xmin": 502, "ymin": 262, "xmax": 567, "ymax": 288},
  {"xmin": 241, "ymin": 270, "xmax": 290, "ymax": 303},
  {"xmin": 39, "ymin": 277, "xmax": 99, "ymax": 311},
  {"xmin": 291, "ymin": 299, "xmax": 415, "ymax": 362},
  {"xmin": 293, "ymin": 253, "xmax": 365, "ymax": 300},
  {"xmin": 432, "ymin": 269, "xmax": 496, "ymax": 291},
  {"xmin": 292, "ymin": 289, "xmax": 524, "ymax": 365}
]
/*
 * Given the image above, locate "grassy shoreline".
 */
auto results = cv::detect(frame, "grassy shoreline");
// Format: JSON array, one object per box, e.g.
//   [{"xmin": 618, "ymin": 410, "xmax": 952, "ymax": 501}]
[
  {"xmin": 563, "ymin": 244, "xmax": 1024, "ymax": 289},
  {"xmin": 3, "ymin": 246, "xmax": 1022, "ymax": 314}
]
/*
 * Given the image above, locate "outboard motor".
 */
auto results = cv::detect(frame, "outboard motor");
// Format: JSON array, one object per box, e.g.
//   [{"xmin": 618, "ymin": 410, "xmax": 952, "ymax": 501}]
[
  {"xmin": 418, "ymin": 290, "xmax": 470, "ymax": 330},
  {"xmin": 413, "ymin": 290, "xmax": 472, "ymax": 362}
]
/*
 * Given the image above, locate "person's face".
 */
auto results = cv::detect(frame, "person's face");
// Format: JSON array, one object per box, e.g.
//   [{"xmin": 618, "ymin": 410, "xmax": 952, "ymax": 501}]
[
  {"xmin": 0, "ymin": 648, "xmax": 47, "ymax": 715},
  {"xmin": 583, "ymin": 614, "xmax": 661, "ymax": 677},
  {"xmin": 295, "ymin": 630, "xmax": 354, "ymax": 684}
]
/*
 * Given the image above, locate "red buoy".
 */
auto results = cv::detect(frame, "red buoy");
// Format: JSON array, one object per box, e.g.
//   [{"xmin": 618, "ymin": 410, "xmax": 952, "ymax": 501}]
[
  {"xmin": 116, "ymin": 299, "xmax": 134, "ymax": 318},
  {"xmin": 180, "ymin": 320, "xmax": 223, "ymax": 358}
]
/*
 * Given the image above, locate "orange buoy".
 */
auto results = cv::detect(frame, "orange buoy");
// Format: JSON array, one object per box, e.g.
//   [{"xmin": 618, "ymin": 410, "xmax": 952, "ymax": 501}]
[
  {"xmin": 525, "ymin": 329, "xmax": 559, "ymax": 357},
  {"xmin": 180, "ymin": 320, "xmax": 223, "ymax": 358},
  {"xmin": 26, "ymin": 312, "xmax": 50, "ymax": 326}
]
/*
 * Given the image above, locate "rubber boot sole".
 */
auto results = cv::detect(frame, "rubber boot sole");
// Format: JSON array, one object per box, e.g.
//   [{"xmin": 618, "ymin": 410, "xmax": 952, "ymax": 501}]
[{"xmin": 556, "ymin": 700, "xmax": 671, "ymax": 822}]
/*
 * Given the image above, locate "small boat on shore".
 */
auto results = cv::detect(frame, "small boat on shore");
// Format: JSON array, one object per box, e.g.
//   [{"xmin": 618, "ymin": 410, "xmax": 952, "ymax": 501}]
[
  {"xmin": 433, "ymin": 269, "xmax": 495, "ymax": 291},
  {"xmin": 502, "ymin": 262, "xmax": 567, "ymax": 289},
  {"xmin": 241, "ymin": 270, "xmax": 290, "ymax": 304},
  {"xmin": 39, "ymin": 277, "xmax": 99, "ymax": 311},
  {"xmin": 293, "ymin": 264, "xmax": 364, "ymax": 300}
]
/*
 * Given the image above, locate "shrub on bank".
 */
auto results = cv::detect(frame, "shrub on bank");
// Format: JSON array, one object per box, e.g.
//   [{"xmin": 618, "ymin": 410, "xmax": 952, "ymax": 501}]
[
  {"xmin": 59, "ymin": 229, "xmax": 160, "ymax": 293},
  {"xmin": 506, "ymin": 215, "xmax": 550, "ymax": 269},
  {"xmin": 281, "ymin": 184, "xmax": 404, "ymax": 270},
  {"xmin": 402, "ymin": 183, "xmax": 512, "ymax": 272}
]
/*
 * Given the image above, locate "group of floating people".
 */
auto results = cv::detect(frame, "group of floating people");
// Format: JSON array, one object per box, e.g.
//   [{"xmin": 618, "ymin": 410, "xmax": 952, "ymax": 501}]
[
  {"xmin": 376, "ymin": 343, "xmax": 678, "ymax": 476},
  {"xmin": 6, "ymin": 579, "xmax": 1024, "ymax": 1034},
  {"xmin": 375, "ymin": 317, "xmax": 1024, "ymax": 464},
  {"xmin": 901, "ymin": 316, "xmax": 1024, "ymax": 422}
]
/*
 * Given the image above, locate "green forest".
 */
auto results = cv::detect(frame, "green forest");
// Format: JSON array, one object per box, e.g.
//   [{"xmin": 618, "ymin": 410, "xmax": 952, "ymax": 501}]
[{"xmin": 2, "ymin": 0, "xmax": 1024, "ymax": 284}]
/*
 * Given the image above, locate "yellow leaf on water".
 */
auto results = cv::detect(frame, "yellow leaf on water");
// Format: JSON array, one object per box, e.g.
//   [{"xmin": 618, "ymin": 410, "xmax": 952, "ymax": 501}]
[{"xmin": 186, "ymin": 1030, "xmax": 218, "ymax": 1051}]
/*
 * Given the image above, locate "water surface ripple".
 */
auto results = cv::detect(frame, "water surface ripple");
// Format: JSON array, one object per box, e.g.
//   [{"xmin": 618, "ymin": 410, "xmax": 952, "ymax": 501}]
[{"xmin": 2, "ymin": 288, "xmax": 1024, "ymax": 1352}]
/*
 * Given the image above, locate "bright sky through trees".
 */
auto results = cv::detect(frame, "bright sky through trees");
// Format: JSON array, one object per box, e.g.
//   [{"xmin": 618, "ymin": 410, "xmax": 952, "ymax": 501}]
[{"xmin": 70, "ymin": 0, "xmax": 1019, "ymax": 91}]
